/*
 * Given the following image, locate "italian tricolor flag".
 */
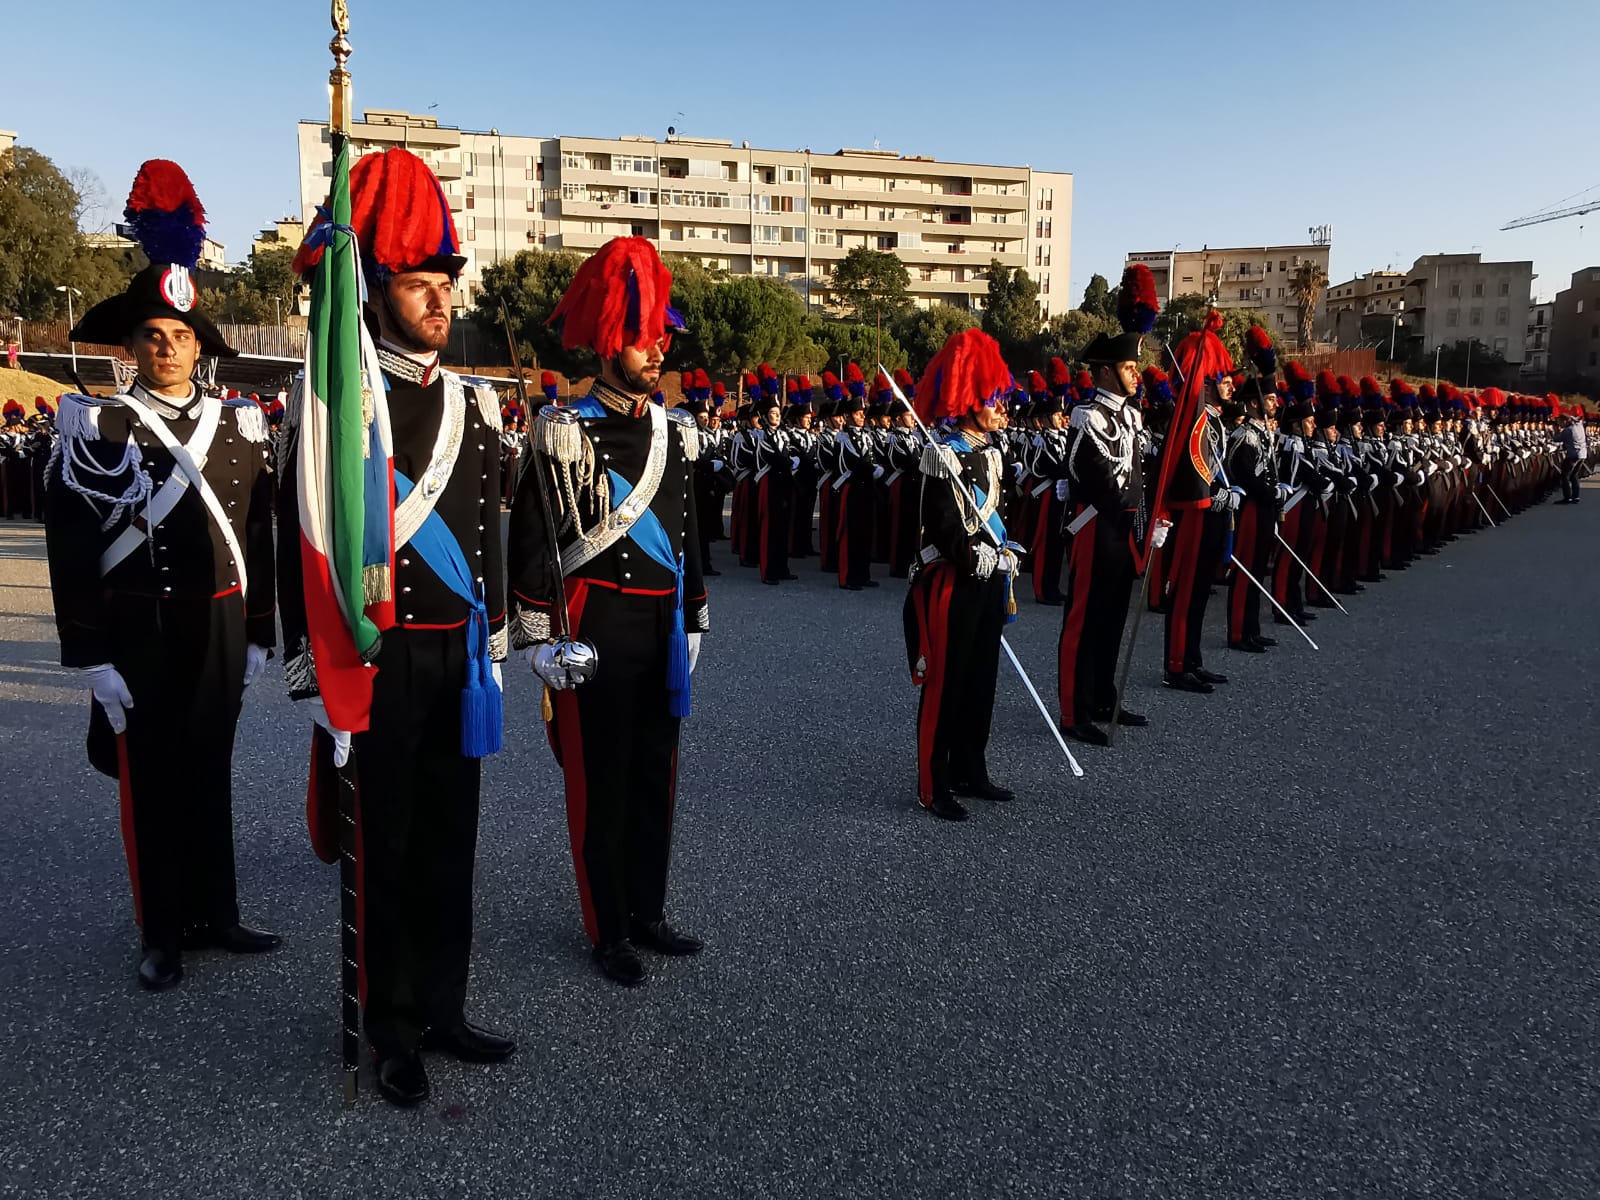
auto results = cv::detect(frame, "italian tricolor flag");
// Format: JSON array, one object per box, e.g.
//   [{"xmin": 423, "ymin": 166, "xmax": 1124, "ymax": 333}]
[{"xmin": 296, "ymin": 136, "xmax": 395, "ymax": 732}]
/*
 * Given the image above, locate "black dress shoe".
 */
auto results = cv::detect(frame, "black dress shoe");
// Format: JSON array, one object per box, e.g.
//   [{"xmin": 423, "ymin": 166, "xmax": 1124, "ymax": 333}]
[
  {"xmin": 420, "ymin": 1020, "xmax": 517, "ymax": 1063},
  {"xmin": 927, "ymin": 793, "xmax": 969, "ymax": 821},
  {"xmin": 1036, "ymin": 596, "xmax": 1065, "ymax": 607},
  {"xmin": 184, "ymin": 923, "xmax": 282, "ymax": 953},
  {"xmin": 593, "ymin": 940, "xmax": 647, "ymax": 986},
  {"xmin": 702, "ymin": 568, "xmax": 722, "ymax": 577},
  {"xmin": 1251, "ymin": 635, "xmax": 1278, "ymax": 648},
  {"xmin": 842, "ymin": 583, "xmax": 864, "ymax": 591},
  {"xmin": 1090, "ymin": 706, "xmax": 1147, "ymax": 727},
  {"xmin": 1228, "ymin": 639, "xmax": 1267, "ymax": 654},
  {"xmin": 1163, "ymin": 671, "xmax": 1215, "ymax": 694},
  {"xmin": 1193, "ymin": 668, "xmax": 1229, "ymax": 685},
  {"xmin": 137, "ymin": 946, "xmax": 183, "ymax": 991},
  {"xmin": 1061, "ymin": 721, "xmax": 1111, "ymax": 746},
  {"xmin": 376, "ymin": 1051, "xmax": 430, "ymax": 1108},
  {"xmin": 863, "ymin": 579, "xmax": 880, "ymax": 588},
  {"xmin": 762, "ymin": 579, "xmax": 781, "ymax": 586},
  {"xmin": 781, "ymin": 573, "xmax": 799, "ymax": 581},
  {"xmin": 951, "ymin": 779, "xmax": 1016, "ymax": 801},
  {"xmin": 630, "ymin": 918, "xmax": 704, "ymax": 956}
]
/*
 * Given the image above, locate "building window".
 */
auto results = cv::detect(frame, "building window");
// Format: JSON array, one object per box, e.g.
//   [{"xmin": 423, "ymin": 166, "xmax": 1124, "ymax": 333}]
[
  {"xmin": 1470, "ymin": 308, "xmax": 1483, "ymax": 326},
  {"xmin": 1498, "ymin": 281, "xmax": 1509, "ymax": 296},
  {"xmin": 1590, "ymin": 350, "xmax": 1599, "ymax": 366},
  {"xmin": 1447, "ymin": 310, "xmax": 1459, "ymax": 327},
  {"xmin": 1278, "ymin": 288, "xmax": 1285, "ymax": 299},
  {"xmin": 463, "ymin": 153, "xmax": 475, "ymax": 177},
  {"xmin": 1472, "ymin": 282, "xmax": 1484, "ymax": 297},
  {"xmin": 1450, "ymin": 283, "xmax": 1461, "ymax": 298},
  {"xmin": 614, "ymin": 155, "xmax": 656, "ymax": 175},
  {"xmin": 562, "ymin": 151, "xmax": 584, "ymax": 170},
  {"xmin": 1493, "ymin": 337, "xmax": 1508, "ymax": 353},
  {"xmin": 1043, "ymin": 219, "xmax": 1052, "ymax": 237},
  {"xmin": 1495, "ymin": 307, "xmax": 1508, "ymax": 325},
  {"xmin": 465, "ymin": 216, "xmax": 476, "ymax": 241},
  {"xmin": 1592, "ymin": 324, "xmax": 1599, "ymax": 340},
  {"xmin": 1041, "ymin": 275, "xmax": 1050, "ymax": 295},
  {"xmin": 782, "ymin": 167, "xmax": 802, "ymax": 184},
  {"xmin": 1034, "ymin": 220, "xmax": 1043, "ymax": 238},
  {"xmin": 1278, "ymin": 261, "xmax": 1286, "ymax": 272}
]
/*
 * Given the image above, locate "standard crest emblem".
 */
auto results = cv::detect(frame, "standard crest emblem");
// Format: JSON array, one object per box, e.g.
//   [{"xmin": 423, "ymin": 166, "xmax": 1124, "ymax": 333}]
[{"xmin": 160, "ymin": 266, "xmax": 196, "ymax": 313}]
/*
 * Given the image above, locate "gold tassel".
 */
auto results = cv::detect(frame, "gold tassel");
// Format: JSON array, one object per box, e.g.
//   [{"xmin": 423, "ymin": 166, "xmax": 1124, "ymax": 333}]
[
  {"xmin": 1007, "ymin": 577, "xmax": 1017, "ymax": 617},
  {"xmin": 363, "ymin": 563, "xmax": 391, "ymax": 605},
  {"xmin": 541, "ymin": 685, "xmax": 553, "ymax": 723}
]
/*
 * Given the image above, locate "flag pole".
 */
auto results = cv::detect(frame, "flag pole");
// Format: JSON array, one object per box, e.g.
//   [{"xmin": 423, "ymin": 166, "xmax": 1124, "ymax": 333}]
[{"xmin": 327, "ymin": 0, "xmax": 360, "ymax": 1110}]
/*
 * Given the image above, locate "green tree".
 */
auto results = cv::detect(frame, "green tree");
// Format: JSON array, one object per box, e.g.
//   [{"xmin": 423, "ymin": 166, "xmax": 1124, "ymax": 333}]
[
  {"xmin": 981, "ymin": 259, "xmax": 1042, "ymax": 363},
  {"xmin": 829, "ymin": 247, "xmax": 912, "ymax": 325},
  {"xmin": 808, "ymin": 319, "xmax": 906, "ymax": 377},
  {"xmin": 245, "ymin": 246, "xmax": 297, "ymax": 321},
  {"xmin": 1036, "ymin": 308, "xmax": 1117, "ymax": 365},
  {"xmin": 470, "ymin": 247, "xmax": 587, "ymax": 374},
  {"xmin": 660, "ymin": 253, "xmax": 728, "ymax": 371},
  {"xmin": 695, "ymin": 275, "xmax": 819, "ymax": 375},
  {"xmin": 1151, "ymin": 294, "xmax": 1275, "ymax": 371},
  {"xmin": 1079, "ymin": 273, "xmax": 1113, "ymax": 320},
  {"xmin": 892, "ymin": 303, "xmax": 979, "ymax": 371},
  {"xmin": 0, "ymin": 145, "xmax": 91, "ymax": 319}
]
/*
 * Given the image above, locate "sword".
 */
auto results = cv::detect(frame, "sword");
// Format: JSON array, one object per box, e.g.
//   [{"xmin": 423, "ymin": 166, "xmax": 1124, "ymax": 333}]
[
  {"xmin": 1471, "ymin": 490, "xmax": 1498, "ymax": 528},
  {"xmin": 1272, "ymin": 528, "xmax": 1348, "ymax": 615},
  {"xmin": 1107, "ymin": 545, "xmax": 1156, "ymax": 749},
  {"xmin": 878, "ymin": 364, "xmax": 1084, "ymax": 777},
  {"xmin": 1484, "ymin": 480, "xmax": 1513, "ymax": 518},
  {"xmin": 1230, "ymin": 555, "xmax": 1318, "ymax": 650},
  {"xmin": 334, "ymin": 746, "xmax": 360, "ymax": 1107}
]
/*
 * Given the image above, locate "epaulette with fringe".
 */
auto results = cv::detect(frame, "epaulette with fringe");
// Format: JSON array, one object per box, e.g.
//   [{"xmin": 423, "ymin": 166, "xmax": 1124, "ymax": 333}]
[{"xmin": 225, "ymin": 397, "xmax": 267, "ymax": 443}]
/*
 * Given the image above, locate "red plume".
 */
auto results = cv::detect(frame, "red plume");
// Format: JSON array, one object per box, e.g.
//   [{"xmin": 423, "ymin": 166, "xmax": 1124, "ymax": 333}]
[
  {"xmin": 1244, "ymin": 325, "xmax": 1272, "ymax": 356},
  {"xmin": 693, "ymin": 368, "xmax": 710, "ymax": 389},
  {"xmin": 540, "ymin": 370, "xmax": 556, "ymax": 388},
  {"xmin": 1203, "ymin": 310, "xmax": 1224, "ymax": 332},
  {"xmin": 1359, "ymin": 375, "xmax": 1383, "ymax": 400},
  {"xmin": 1048, "ymin": 357, "xmax": 1071, "ymax": 387},
  {"xmin": 1027, "ymin": 370, "xmax": 1047, "ymax": 394},
  {"xmin": 845, "ymin": 362, "xmax": 865, "ymax": 387},
  {"xmin": 548, "ymin": 236, "xmax": 676, "ymax": 358},
  {"xmin": 912, "ymin": 328, "xmax": 1011, "ymax": 423},
  {"xmin": 1315, "ymin": 370, "xmax": 1339, "ymax": 400}
]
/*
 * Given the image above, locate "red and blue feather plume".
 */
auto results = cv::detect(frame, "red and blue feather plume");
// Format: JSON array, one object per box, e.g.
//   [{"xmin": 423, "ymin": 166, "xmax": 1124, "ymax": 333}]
[
  {"xmin": 1117, "ymin": 264, "xmax": 1160, "ymax": 335},
  {"xmin": 124, "ymin": 159, "xmax": 207, "ymax": 269},
  {"xmin": 1244, "ymin": 324, "xmax": 1276, "ymax": 377}
]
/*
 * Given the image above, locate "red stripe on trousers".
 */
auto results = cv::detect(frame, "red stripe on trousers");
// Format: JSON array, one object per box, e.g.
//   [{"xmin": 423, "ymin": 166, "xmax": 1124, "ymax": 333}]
[
  {"xmin": 115, "ymin": 732, "xmax": 142, "ymax": 928},
  {"xmin": 1032, "ymin": 495, "xmax": 1054, "ymax": 602},
  {"xmin": 1164, "ymin": 508, "xmax": 1206, "ymax": 675},
  {"xmin": 1274, "ymin": 507, "xmax": 1301, "ymax": 605},
  {"xmin": 551, "ymin": 580, "xmax": 600, "ymax": 943},
  {"xmin": 758, "ymin": 476, "xmax": 772, "ymax": 580},
  {"xmin": 912, "ymin": 564, "xmax": 954, "ymax": 806},
  {"xmin": 1229, "ymin": 504, "xmax": 1258, "ymax": 642},
  {"xmin": 1056, "ymin": 508, "xmax": 1096, "ymax": 723}
]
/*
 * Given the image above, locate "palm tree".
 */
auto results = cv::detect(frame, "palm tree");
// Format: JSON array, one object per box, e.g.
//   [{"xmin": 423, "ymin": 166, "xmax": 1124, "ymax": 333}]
[{"xmin": 1289, "ymin": 261, "xmax": 1328, "ymax": 349}]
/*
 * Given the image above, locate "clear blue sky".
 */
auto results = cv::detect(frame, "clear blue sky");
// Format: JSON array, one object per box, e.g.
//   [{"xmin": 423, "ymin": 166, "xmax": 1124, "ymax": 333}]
[{"xmin": 9, "ymin": 0, "xmax": 1600, "ymax": 303}]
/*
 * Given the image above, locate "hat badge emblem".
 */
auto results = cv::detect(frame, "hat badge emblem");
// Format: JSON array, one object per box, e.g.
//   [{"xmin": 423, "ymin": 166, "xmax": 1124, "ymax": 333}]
[{"xmin": 160, "ymin": 266, "xmax": 196, "ymax": 313}]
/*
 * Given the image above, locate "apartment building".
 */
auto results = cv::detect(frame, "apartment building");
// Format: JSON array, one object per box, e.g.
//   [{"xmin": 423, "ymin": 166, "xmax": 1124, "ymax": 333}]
[
  {"xmin": 297, "ymin": 112, "xmax": 1073, "ymax": 318},
  {"xmin": 1403, "ymin": 253, "xmax": 1534, "ymax": 365},
  {"xmin": 1123, "ymin": 243, "xmax": 1332, "ymax": 341},
  {"xmin": 1548, "ymin": 267, "xmax": 1600, "ymax": 390},
  {"xmin": 1524, "ymin": 300, "xmax": 1554, "ymax": 380},
  {"xmin": 83, "ymin": 226, "xmax": 228, "ymax": 270},
  {"xmin": 1325, "ymin": 270, "xmax": 1408, "ymax": 348},
  {"xmin": 252, "ymin": 217, "xmax": 306, "ymax": 260}
]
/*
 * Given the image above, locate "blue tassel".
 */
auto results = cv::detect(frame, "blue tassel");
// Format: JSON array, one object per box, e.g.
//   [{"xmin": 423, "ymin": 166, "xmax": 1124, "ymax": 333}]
[
  {"xmin": 666, "ymin": 555, "xmax": 691, "ymax": 718},
  {"xmin": 459, "ymin": 612, "xmax": 504, "ymax": 758}
]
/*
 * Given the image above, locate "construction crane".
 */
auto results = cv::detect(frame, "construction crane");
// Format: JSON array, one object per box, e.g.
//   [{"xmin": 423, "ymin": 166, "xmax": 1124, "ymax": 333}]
[{"xmin": 1501, "ymin": 185, "xmax": 1600, "ymax": 230}]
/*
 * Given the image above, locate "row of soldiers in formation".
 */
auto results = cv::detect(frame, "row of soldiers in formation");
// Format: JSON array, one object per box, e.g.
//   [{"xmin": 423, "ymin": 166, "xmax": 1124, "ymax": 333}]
[
  {"xmin": 39, "ymin": 148, "xmax": 1588, "ymax": 1111},
  {"xmin": 0, "ymin": 398, "xmax": 58, "ymax": 520}
]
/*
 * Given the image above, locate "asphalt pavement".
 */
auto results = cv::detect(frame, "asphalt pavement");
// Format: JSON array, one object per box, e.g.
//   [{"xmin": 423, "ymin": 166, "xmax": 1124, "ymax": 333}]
[{"xmin": 0, "ymin": 488, "xmax": 1595, "ymax": 1199}]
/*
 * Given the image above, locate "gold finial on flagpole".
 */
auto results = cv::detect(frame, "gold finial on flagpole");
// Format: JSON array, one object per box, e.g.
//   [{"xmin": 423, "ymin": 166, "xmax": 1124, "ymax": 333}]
[{"xmin": 330, "ymin": 0, "xmax": 353, "ymax": 135}]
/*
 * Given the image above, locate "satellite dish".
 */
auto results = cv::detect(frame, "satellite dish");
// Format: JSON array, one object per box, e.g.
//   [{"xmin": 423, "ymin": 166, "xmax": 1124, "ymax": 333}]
[{"xmin": 667, "ymin": 126, "xmax": 676, "ymax": 138}]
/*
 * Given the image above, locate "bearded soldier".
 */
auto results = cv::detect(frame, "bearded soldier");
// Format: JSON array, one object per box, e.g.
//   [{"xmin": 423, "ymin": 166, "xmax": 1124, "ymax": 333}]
[
  {"xmin": 508, "ymin": 237, "xmax": 708, "ymax": 988},
  {"xmin": 44, "ymin": 161, "xmax": 279, "ymax": 992},
  {"xmin": 281, "ymin": 148, "xmax": 515, "ymax": 1107}
]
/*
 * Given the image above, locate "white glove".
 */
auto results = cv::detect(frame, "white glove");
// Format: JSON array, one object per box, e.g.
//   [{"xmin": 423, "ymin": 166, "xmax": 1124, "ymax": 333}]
[
  {"xmin": 243, "ymin": 643, "xmax": 269, "ymax": 688},
  {"xmin": 1320, "ymin": 484, "xmax": 1335, "ymax": 501},
  {"xmin": 491, "ymin": 661, "xmax": 503, "ymax": 691},
  {"xmin": 687, "ymin": 632, "xmax": 702, "ymax": 674},
  {"xmin": 1366, "ymin": 475, "xmax": 1378, "ymax": 492},
  {"xmin": 1150, "ymin": 518, "xmax": 1172, "ymax": 549},
  {"xmin": 81, "ymin": 664, "xmax": 133, "ymax": 735},
  {"xmin": 532, "ymin": 643, "xmax": 575, "ymax": 690},
  {"xmin": 1054, "ymin": 479, "xmax": 1071, "ymax": 502},
  {"xmin": 1275, "ymin": 482, "xmax": 1294, "ymax": 503},
  {"xmin": 308, "ymin": 698, "xmax": 352, "ymax": 768},
  {"xmin": 789, "ymin": 455, "xmax": 801, "ymax": 472},
  {"xmin": 997, "ymin": 549, "xmax": 1021, "ymax": 576},
  {"xmin": 872, "ymin": 465, "xmax": 885, "ymax": 480},
  {"xmin": 1012, "ymin": 461, "xmax": 1026, "ymax": 482},
  {"xmin": 1410, "ymin": 472, "xmax": 1426, "ymax": 486}
]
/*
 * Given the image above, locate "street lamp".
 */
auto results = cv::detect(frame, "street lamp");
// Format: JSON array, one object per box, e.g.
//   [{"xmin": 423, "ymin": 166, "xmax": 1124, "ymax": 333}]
[
  {"xmin": 1389, "ymin": 299, "xmax": 1406, "ymax": 362},
  {"xmin": 56, "ymin": 286, "xmax": 82, "ymax": 376},
  {"xmin": 274, "ymin": 296, "xmax": 283, "ymax": 326}
]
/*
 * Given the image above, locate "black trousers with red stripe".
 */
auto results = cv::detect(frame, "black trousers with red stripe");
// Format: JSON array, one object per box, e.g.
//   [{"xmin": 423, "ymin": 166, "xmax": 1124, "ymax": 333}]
[
  {"xmin": 1227, "ymin": 502, "xmax": 1270, "ymax": 644},
  {"xmin": 351, "ymin": 627, "xmax": 481, "ymax": 1058},
  {"xmin": 904, "ymin": 564, "xmax": 1005, "ymax": 805},
  {"xmin": 1163, "ymin": 505, "xmax": 1224, "ymax": 675},
  {"xmin": 96, "ymin": 592, "xmax": 246, "ymax": 956},
  {"xmin": 1056, "ymin": 507, "xmax": 1135, "ymax": 727},
  {"xmin": 758, "ymin": 473, "xmax": 792, "ymax": 583},
  {"xmin": 838, "ymin": 478, "xmax": 875, "ymax": 587},
  {"xmin": 888, "ymin": 477, "xmax": 919, "ymax": 579},
  {"xmin": 549, "ymin": 584, "xmax": 682, "ymax": 949},
  {"xmin": 1031, "ymin": 491, "xmax": 1066, "ymax": 603}
]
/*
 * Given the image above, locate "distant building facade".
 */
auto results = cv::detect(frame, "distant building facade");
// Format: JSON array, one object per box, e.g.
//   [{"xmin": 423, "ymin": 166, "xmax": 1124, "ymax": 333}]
[
  {"xmin": 297, "ymin": 110, "xmax": 1073, "ymax": 319},
  {"xmin": 1124, "ymin": 242, "xmax": 1332, "ymax": 343},
  {"xmin": 1403, "ymin": 253, "xmax": 1534, "ymax": 365},
  {"xmin": 1548, "ymin": 266, "xmax": 1600, "ymax": 391},
  {"xmin": 1523, "ymin": 300, "xmax": 1554, "ymax": 380},
  {"xmin": 1325, "ymin": 270, "xmax": 1409, "ymax": 349}
]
